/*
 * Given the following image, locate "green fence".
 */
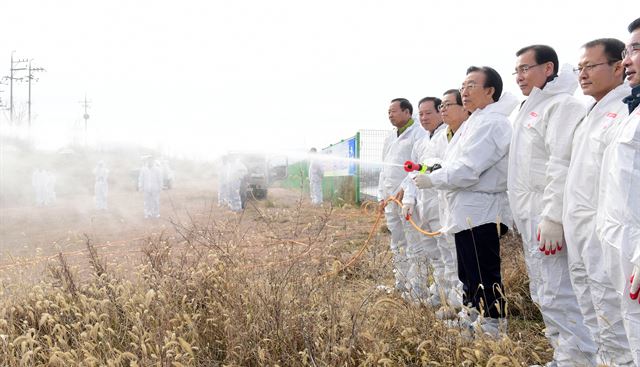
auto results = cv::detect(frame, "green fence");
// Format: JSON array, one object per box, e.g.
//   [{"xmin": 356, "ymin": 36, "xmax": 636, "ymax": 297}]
[
  {"xmin": 280, "ymin": 161, "xmax": 309, "ymax": 191},
  {"xmin": 279, "ymin": 129, "xmax": 389, "ymax": 205}
]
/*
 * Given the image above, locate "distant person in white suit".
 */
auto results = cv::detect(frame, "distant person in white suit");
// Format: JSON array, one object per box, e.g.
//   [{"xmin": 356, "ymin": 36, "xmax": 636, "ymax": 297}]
[
  {"xmin": 43, "ymin": 169, "xmax": 56, "ymax": 206},
  {"xmin": 226, "ymin": 156, "xmax": 248, "ymax": 212},
  {"xmin": 32, "ymin": 168, "xmax": 46, "ymax": 206},
  {"xmin": 138, "ymin": 157, "xmax": 163, "ymax": 218},
  {"xmin": 308, "ymin": 147, "xmax": 324, "ymax": 206},
  {"xmin": 218, "ymin": 155, "xmax": 230, "ymax": 208},
  {"xmin": 94, "ymin": 161, "xmax": 109, "ymax": 210}
]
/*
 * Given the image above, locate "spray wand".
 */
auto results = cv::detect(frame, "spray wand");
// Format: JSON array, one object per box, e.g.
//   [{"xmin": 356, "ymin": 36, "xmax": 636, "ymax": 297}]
[{"xmin": 403, "ymin": 160, "xmax": 441, "ymax": 173}]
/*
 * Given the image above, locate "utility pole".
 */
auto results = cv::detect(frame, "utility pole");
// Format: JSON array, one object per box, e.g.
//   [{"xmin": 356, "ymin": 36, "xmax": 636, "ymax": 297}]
[
  {"xmin": 79, "ymin": 94, "xmax": 91, "ymax": 145},
  {"xmin": 26, "ymin": 60, "xmax": 45, "ymax": 128},
  {"xmin": 0, "ymin": 77, "xmax": 5, "ymax": 109},
  {"xmin": 7, "ymin": 51, "xmax": 28, "ymax": 124}
]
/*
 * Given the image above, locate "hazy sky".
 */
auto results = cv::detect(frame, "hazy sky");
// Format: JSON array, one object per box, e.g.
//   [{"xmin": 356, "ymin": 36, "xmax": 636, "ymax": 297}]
[{"xmin": 0, "ymin": 0, "xmax": 634, "ymax": 159}]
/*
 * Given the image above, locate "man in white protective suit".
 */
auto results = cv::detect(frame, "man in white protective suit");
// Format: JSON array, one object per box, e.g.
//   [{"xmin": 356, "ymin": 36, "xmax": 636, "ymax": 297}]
[
  {"xmin": 218, "ymin": 155, "xmax": 230, "ymax": 208},
  {"xmin": 44, "ymin": 169, "xmax": 56, "ymax": 206},
  {"xmin": 308, "ymin": 148, "xmax": 324, "ymax": 206},
  {"xmin": 597, "ymin": 17, "xmax": 640, "ymax": 366},
  {"xmin": 226, "ymin": 156, "xmax": 248, "ymax": 212},
  {"xmin": 377, "ymin": 98, "xmax": 427, "ymax": 294},
  {"xmin": 507, "ymin": 44, "xmax": 596, "ymax": 366},
  {"xmin": 138, "ymin": 157, "xmax": 163, "ymax": 219},
  {"xmin": 414, "ymin": 67, "xmax": 516, "ymax": 338},
  {"xmin": 433, "ymin": 89, "xmax": 470, "ymax": 319},
  {"xmin": 32, "ymin": 168, "xmax": 46, "ymax": 206},
  {"xmin": 563, "ymin": 38, "xmax": 633, "ymax": 366},
  {"xmin": 94, "ymin": 161, "xmax": 109, "ymax": 211},
  {"xmin": 401, "ymin": 96, "xmax": 458, "ymax": 308}
]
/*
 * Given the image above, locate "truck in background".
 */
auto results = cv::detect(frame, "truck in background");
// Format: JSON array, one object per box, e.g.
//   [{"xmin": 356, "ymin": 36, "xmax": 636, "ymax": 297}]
[{"xmin": 223, "ymin": 152, "xmax": 288, "ymax": 203}]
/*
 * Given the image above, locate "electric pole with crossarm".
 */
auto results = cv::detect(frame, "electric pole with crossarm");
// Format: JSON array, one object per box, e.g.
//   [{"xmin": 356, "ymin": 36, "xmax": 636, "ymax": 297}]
[
  {"xmin": 26, "ymin": 59, "xmax": 46, "ymax": 128},
  {"xmin": 79, "ymin": 94, "xmax": 91, "ymax": 146},
  {"xmin": 5, "ymin": 51, "xmax": 28, "ymax": 124}
]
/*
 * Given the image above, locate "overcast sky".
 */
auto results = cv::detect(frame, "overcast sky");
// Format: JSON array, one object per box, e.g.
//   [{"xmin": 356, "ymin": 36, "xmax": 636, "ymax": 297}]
[{"xmin": 0, "ymin": 0, "xmax": 634, "ymax": 159}]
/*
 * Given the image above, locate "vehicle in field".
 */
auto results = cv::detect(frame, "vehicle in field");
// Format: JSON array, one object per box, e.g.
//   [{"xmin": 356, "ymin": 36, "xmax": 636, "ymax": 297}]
[{"xmin": 224, "ymin": 152, "xmax": 288, "ymax": 202}]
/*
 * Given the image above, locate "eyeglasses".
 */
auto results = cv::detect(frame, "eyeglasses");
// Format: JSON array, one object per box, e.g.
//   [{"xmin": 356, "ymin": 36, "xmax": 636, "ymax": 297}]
[
  {"xmin": 622, "ymin": 43, "xmax": 640, "ymax": 59},
  {"xmin": 439, "ymin": 102, "xmax": 460, "ymax": 110},
  {"xmin": 459, "ymin": 82, "xmax": 483, "ymax": 93},
  {"xmin": 572, "ymin": 61, "xmax": 614, "ymax": 74},
  {"xmin": 512, "ymin": 64, "xmax": 542, "ymax": 76}
]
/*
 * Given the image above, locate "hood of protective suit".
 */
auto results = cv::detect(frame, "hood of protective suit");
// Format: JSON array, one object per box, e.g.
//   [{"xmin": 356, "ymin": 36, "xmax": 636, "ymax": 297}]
[
  {"xmin": 533, "ymin": 63, "xmax": 578, "ymax": 96},
  {"xmin": 481, "ymin": 91, "xmax": 519, "ymax": 117}
]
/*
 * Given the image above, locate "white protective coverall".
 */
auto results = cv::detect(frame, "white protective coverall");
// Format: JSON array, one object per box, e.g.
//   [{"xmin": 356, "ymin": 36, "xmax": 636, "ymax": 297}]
[
  {"xmin": 309, "ymin": 156, "xmax": 324, "ymax": 205},
  {"xmin": 94, "ymin": 161, "xmax": 109, "ymax": 210},
  {"xmin": 227, "ymin": 158, "xmax": 248, "ymax": 212},
  {"xmin": 218, "ymin": 159, "xmax": 229, "ymax": 207},
  {"xmin": 597, "ymin": 101, "xmax": 640, "ymax": 366},
  {"xmin": 138, "ymin": 161, "xmax": 163, "ymax": 218},
  {"xmin": 507, "ymin": 66, "xmax": 596, "ymax": 366},
  {"xmin": 436, "ymin": 126, "xmax": 461, "ymax": 245},
  {"xmin": 427, "ymin": 94, "xmax": 516, "ymax": 328},
  {"xmin": 32, "ymin": 169, "xmax": 46, "ymax": 206},
  {"xmin": 377, "ymin": 119, "xmax": 427, "ymax": 292},
  {"xmin": 44, "ymin": 170, "xmax": 56, "ymax": 205},
  {"xmin": 436, "ymin": 123, "xmax": 466, "ymax": 310},
  {"xmin": 429, "ymin": 93, "xmax": 517, "ymax": 235},
  {"xmin": 563, "ymin": 83, "xmax": 633, "ymax": 366},
  {"xmin": 402, "ymin": 123, "xmax": 459, "ymax": 305},
  {"xmin": 161, "ymin": 161, "xmax": 174, "ymax": 189}
]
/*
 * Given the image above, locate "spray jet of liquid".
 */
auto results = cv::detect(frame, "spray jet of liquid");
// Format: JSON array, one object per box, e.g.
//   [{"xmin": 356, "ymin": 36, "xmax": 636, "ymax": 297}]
[
  {"xmin": 224, "ymin": 147, "xmax": 404, "ymax": 168},
  {"xmin": 306, "ymin": 153, "xmax": 404, "ymax": 168}
]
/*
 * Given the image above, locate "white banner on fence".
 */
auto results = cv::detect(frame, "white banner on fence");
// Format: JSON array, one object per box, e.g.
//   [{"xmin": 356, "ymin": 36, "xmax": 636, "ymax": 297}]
[{"xmin": 322, "ymin": 136, "xmax": 356, "ymax": 177}]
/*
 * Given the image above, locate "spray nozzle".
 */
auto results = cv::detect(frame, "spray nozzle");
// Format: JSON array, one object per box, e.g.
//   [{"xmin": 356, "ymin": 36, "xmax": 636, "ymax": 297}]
[
  {"xmin": 404, "ymin": 160, "xmax": 426, "ymax": 173},
  {"xmin": 403, "ymin": 160, "xmax": 441, "ymax": 174}
]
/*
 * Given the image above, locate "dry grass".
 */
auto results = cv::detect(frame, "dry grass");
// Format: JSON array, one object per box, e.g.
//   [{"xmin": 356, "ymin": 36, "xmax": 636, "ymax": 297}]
[{"xmin": 0, "ymin": 193, "xmax": 553, "ymax": 366}]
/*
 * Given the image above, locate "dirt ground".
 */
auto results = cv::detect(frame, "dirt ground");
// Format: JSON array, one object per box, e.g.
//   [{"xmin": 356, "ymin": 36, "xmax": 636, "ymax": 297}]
[{"xmin": 0, "ymin": 178, "xmax": 377, "ymax": 285}]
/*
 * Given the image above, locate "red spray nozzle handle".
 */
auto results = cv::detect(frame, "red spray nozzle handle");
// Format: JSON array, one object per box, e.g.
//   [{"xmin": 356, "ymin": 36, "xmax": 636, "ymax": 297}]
[{"xmin": 404, "ymin": 160, "xmax": 422, "ymax": 172}]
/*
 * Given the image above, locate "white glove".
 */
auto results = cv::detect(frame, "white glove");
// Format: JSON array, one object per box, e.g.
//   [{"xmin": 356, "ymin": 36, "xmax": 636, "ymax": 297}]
[
  {"xmin": 413, "ymin": 174, "xmax": 433, "ymax": 189},
  {"xmin": 630, "ymin": 265, "xmax": 640, "ymax": 303},
  {"xmin": 537, "ymin": 219, "xmax": 564, "ymax": 255},
  {"xmin": 401, "ymin": 203, "xmax": 414, "ymax": 220}
]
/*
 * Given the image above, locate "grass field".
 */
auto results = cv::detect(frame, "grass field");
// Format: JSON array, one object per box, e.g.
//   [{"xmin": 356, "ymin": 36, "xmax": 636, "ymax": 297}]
[{"xmin": 0, "ymin": 158, "xmax": 553, "ymax": 366}]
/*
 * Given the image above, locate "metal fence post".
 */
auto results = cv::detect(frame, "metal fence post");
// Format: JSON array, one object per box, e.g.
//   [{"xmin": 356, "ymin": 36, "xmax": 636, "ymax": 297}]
[{"xmin": 355, "ymin": 131, "xmax": 360, "ymax": 204}]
